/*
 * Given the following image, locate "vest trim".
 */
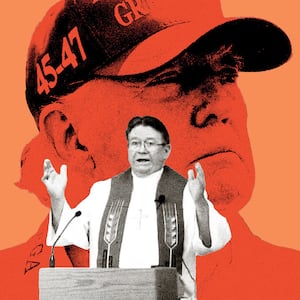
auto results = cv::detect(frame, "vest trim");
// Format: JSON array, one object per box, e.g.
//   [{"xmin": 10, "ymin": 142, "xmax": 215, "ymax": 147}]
[{"xmin": 97, "ymin": 166, "xmax": 186, "ymax": 274}]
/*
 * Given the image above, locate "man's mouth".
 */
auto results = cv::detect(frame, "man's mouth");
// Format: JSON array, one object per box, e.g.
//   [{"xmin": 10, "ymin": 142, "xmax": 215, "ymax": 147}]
[
  {"xmin": 136, "ymin": 158, "xmax": 150, "ymax": 163},
  {"xmin": 189, "ymin": 150, "xmax": 239, "ymax": 165}
]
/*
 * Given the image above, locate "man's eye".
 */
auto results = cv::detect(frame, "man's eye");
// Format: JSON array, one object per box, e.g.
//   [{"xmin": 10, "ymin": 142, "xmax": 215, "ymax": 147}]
[
  {"xmin": 131, "ymin": 141, "xmax": 139, "ymax": 146},
  {"xmin": 147, "ymin": 142, "xmax": 155, "ymax": 147},
  {"xmin": 146, "ymin": 70, "xmax": 180, "ymax": 86}
]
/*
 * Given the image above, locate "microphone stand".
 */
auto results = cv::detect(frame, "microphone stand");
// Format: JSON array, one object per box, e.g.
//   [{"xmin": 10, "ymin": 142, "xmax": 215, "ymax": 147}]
[{"xmin": 49, "ymin": 211, "xmax": 81, "ymax": 267}]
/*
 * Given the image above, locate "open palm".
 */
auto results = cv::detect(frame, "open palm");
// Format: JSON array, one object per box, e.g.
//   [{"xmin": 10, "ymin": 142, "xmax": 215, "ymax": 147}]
[
  {"xmin": 187, "ymin": 162, "xmax": 206, "ymax": 203},
  {"xmin": 41, "ymin": 159, "xmax": 67, "ymax": 201}
]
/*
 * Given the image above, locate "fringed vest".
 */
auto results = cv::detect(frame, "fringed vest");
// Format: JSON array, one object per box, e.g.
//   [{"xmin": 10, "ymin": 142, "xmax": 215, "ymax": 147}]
[{"xmin": 97, "ymin": 166, "xmax": 186, "ymax": 274}]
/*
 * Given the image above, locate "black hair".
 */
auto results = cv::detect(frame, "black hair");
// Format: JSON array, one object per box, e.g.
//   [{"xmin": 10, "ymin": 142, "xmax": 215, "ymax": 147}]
[
  {"xmin": 126, "ymin": 116, "xmax": 170, "ymax": 144},
  {"xmin": 177, "ymin": 45, "xmax": 243, "ymax": 95}
]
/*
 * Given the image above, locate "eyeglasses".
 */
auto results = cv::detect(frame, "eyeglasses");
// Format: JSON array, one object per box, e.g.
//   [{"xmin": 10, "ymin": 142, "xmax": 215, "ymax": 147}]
[{"xmin": 128, "ymin": 140, "xmax": 167, "ymax": 150}]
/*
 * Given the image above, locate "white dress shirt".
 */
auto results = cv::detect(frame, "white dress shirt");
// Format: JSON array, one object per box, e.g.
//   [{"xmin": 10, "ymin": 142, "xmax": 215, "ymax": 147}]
[{"xmin": 47, "ymin": 168, "xmax": 231, "ymax": 299}]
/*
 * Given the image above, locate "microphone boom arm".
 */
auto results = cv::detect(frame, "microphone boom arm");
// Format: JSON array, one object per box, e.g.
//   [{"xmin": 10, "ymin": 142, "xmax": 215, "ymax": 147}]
[{"xmin": 49, "ymin": 211, "xmax": 82, "ymax": 267}]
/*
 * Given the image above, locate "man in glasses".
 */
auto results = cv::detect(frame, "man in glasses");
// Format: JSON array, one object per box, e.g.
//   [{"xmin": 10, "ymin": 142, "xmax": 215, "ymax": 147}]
[
  {"xmin": 43, "ymin": 115, "xmax": 231, "ymax": 299},
  {"xmin": 1, "ymin": 0, "xmax": 300, "ymax": 299}
]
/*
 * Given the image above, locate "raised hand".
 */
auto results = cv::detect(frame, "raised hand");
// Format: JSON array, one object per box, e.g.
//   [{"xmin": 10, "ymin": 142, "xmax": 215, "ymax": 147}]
[
  {"xmin": 187, "ymin": 162, "xmax": 206, "ymax": 203},
  {"xmin": 42, "ymin": 159, "xmax": 68, "ymax": 230},
  {"xmin": 188, "ymin": 162, "xmax": 211, "ymax": 247},
  {"xmin": 42, "ymin": 159, "xmax": 67, "ymax": 201}
]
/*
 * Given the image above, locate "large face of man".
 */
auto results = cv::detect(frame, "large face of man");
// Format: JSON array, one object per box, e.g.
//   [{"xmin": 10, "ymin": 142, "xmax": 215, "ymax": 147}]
[
  {"xmin": 127, "ymin": 125, "xmax": 171, "ymax": 177},
  {"xmin": 36, "ymin": 49, "xmax": 254, "ymax": 213}
]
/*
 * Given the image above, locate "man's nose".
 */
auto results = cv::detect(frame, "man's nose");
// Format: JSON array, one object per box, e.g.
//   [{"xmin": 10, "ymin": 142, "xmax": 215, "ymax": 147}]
[
  {"xmin": 138, "ymin": 141, "xmax": 149, "ymax": 152},
  {"xmin": 190, "ymin": 102, "xmax": 229, "ymax": 128}
]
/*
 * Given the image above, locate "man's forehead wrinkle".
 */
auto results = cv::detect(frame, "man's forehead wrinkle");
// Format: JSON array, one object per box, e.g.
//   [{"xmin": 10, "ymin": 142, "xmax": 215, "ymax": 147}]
[
  {"xmin": 144, "ymin": 69, "xmax": 181, "ymax": 88},
  {"xmin": 139, "ymin": 83, "xmax": 182, "ymax": 104},
  {"xmin": 127, "ymin": 65, "xmax": 181, "ymax": 86}
]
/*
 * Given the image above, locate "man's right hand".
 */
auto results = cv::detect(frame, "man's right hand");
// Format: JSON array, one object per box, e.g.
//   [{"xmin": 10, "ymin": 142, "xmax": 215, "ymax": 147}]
[
  {"xmin": 42, "ymin": 159, "xmax": 67, "ymax": 200},
  {"xmin": 42, "ymin": 159, "xmax": 67, "ymax": 230}
]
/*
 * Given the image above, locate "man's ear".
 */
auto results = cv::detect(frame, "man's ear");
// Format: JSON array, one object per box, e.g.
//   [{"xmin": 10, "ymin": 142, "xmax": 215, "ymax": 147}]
[
  {"xmin": 41, "ymin": 110, "xmax": 90, "ymax": 163},
  {"xmin": 164, "ymin": 144, "xmax": 171, "ymax": 159}
]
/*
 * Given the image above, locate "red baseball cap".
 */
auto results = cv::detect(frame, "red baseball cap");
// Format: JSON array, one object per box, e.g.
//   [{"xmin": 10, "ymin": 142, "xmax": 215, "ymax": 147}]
[{"xmin": 26, "ymin": 0, "xmax": 291, "ymax": 122}]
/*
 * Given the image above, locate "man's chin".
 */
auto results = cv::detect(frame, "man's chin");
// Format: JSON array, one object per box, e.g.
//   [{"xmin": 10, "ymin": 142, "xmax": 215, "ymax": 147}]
[
  {"xmin": 199, "ymin": 154, "xmax": 254, "ymax": 214},
  {"xmin": 132, "ymin": 164, "xmax": 153, "ymax": 177},
  {"xmin": 206, "ymin": 179, "xmax": 251, "ymax": 214}
]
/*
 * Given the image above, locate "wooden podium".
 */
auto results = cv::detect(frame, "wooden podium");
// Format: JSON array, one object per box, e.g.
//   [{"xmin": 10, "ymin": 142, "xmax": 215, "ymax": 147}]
[{"xmin": 39, "ymin": 267, "xmax": 182, "ymax": 300}]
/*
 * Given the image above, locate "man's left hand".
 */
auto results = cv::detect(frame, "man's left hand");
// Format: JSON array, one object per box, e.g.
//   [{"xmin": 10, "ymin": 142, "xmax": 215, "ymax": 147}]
[{"xmin": 187, "ymin": 162, "xmax": 206, "ymax": 203}]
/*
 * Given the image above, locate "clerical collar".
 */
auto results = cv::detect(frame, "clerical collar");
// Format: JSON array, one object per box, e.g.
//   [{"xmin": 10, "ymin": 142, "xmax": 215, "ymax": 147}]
[{"xmin": 131, "ymin": 167, "xmax": 164, "ymax": 184}]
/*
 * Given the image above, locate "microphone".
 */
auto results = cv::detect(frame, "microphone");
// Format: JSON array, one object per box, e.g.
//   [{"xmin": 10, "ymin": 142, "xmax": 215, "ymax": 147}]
[
  {"xmin": 155, "ymin": 195, "xmax": 165, "ymax": 209},
  {"xmin": 49, "ymin": 210, "xmax": 82, "ymax": 267}
]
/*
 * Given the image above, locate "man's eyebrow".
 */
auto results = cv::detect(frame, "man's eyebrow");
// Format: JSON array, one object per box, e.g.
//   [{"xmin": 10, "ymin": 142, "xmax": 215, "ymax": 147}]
[
  {"xmin": 129, "ymin": 137, "xmax": 156, "ymax": 140},
  {"xmin": 144, "ymin": 69, "xmax": 181, "ymax": 87}
]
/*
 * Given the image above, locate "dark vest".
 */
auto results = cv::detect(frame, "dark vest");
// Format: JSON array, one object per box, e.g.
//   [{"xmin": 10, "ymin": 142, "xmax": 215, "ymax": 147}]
[{"xmin": 97, "ymin": 166, "xmax": 186, "ymax": 274}]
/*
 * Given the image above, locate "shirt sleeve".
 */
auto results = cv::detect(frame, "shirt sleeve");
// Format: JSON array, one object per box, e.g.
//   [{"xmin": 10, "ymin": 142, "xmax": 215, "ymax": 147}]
[
  {"xmin": 45, "ymin": 180, "xmax": 109, "ymax": 250},
  {"xmin": 182, "ymin": 184, "xmax": 231, "ymax": 255},
  {"xmin": 46, "ymin": 200, "xmax": 89, "ymax": 249}
]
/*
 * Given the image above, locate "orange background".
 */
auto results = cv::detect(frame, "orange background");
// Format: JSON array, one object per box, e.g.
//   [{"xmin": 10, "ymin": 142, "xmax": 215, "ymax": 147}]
[{"xmin": 0, "ymin": 0, "xmax": 299, "ymax": 251}]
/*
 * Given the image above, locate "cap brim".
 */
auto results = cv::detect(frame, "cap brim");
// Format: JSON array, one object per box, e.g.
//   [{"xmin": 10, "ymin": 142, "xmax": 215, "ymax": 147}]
[
  {"xmin": 190, "ymin": 18, "xmax": 292, "ymax": 72},
  {"xmin": 108, "ymin": 17, "xmax": 291, "ymax": 76}
]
